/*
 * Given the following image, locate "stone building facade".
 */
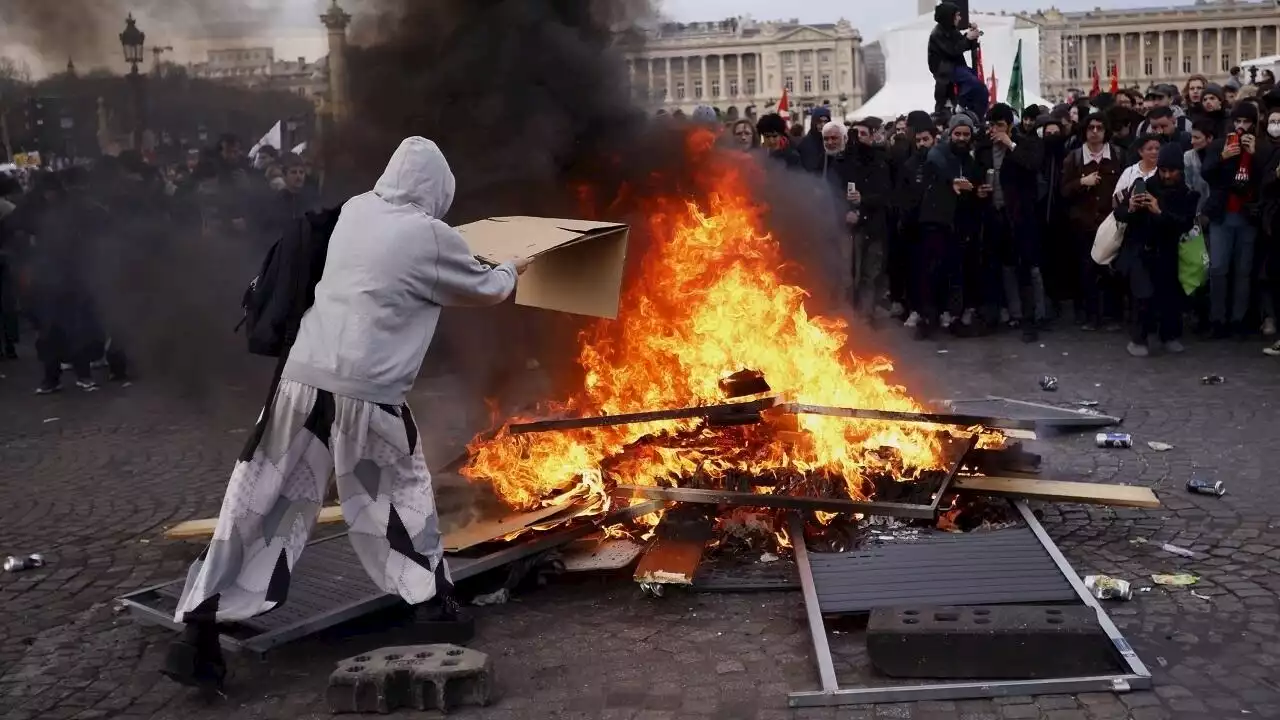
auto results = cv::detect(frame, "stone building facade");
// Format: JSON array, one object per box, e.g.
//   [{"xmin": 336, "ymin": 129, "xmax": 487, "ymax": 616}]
[
  {"xmin": 619, "ymin": 17, "xmax": 866, "ymax": 120},
  {"xmin": 1029, "ymin": 0, "xmax": 1280, "ymax": 99},
  {"xmin": 187, "ymin": 47, "xmax": 330, "ymax": 103}
]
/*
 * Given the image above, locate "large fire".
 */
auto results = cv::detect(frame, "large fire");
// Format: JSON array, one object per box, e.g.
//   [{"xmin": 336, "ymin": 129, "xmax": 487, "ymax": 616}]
[{"xmin": 463, "ymin": 129, "xmax": 946, "ymax": 512}]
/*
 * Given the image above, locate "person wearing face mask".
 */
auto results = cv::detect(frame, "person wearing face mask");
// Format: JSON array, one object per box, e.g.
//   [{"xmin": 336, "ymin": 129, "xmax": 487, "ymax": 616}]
[
  {"xmin": 842, "ymin": 119, "xmax": 892, "ymax": 325},
  {"xmin": 1114, "ymin": 143, "xmax": 1199, "ymax": 357},
  {"xmin": 1037, "ymin": 115, "xmax": 1072, "ymax": 318},
  {"xmin": 755, "ymin": 113, "xmax": 801, "ymax": 169},
  {"xmin": 1191, "ymin": 84, "xmax": 1229, "ymax": 139},
  {"xmin": 977, "ymin": 103, "xmax": 1047, "ymax": 341},
  {"xmin": 1254, "ymin": 109, "xmax": 1280, "ymax": 349},
  {"xmin": 1063, "ymin": 113, "xmax": 1125, "ymax": 331},
  {"xmin": 896, "ymin": 117, "xmax": 939, "ymax": 331},
  {"xmin": 1201, "ymin": 103, "xmax": 1264, "ymax": 338},
  {"xmin": 916, "ymin": 113, "xmax": 987, "ymax": 338}
]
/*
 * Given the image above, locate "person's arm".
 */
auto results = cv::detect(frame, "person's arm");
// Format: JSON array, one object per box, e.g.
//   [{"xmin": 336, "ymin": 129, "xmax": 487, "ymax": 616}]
[
  {"xmin": 1200, "ymin": 140, "xmax": 1233, "ymax": 188},
  {"xmin": 1113, "ymin": 188, "xmax": 1137, "ymax": 222},
  {"xmin": 1061, "ymin": 151, "xmax": 1085, "ymax": 198},
  {"xmin": 409, "ymin": 221, "xmax": 519, "ymax": 308},
  {"xmin": 859, "ymin": 159, "xmax": 891, "ymax": 213},
  {"xmin": 1149, "ymin": 190, "xmax": 1197, "ymax": 236}
]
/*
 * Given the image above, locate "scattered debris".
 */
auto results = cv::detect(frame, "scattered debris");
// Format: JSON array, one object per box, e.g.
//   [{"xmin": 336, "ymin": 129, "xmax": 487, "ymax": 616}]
[
  {"xmin": 1096, "ymin": 432, "xmax": 1133, "ymax": 449},
  {"xmin": 1190, "ymin": 591, "xmax": 1212, "ymax": 601},
  {"xmin": 3, "ymin": 554, "xmax": 45, "ymax": 573},
  {"xmin": 937, "ymin": 349, "xmax": 949, "ymax": 354},
  {"xmin": 1084, "ymin": 575, "xmax": 1133, "ymax": 600},
  {"xmin": 42, "ymin": 418, "xmax": 59, "ymax": 424},
  {"xmin": 1186, "ymin": 477, "xmax": 1226, "ymax": 497},
  {"xmin": 1151, "ymin": 573, "xmax": 1199, "ymax": 586},
  {"xmin": 471, "ymin": 588, "xmax": 510, "ymax": 606},
  {"xmin": 1039, "ymin": 376, "xmax": 1059, "ymax": 392},
  {"xmin": 1160, "ymin": 543, "xmax": 1197, "ymax": 558},
  {"xmin": 1200, "ymin": 375, "xmax": 1226, "ymax": 385},
  {"xmin": 1156, "ymin": 656, "xmax": 1168, "ymax": 668},
  {"xmin": 1146, "ymin": 441, "xmax": 1174, "ymax": 452},
  {"xmin": 759, "ymin": 552, "xmax": 779, "ymax": 563},
  {"xmin": 1075, "ymin": 400, "xmax": 1100, "ymax": 407}
]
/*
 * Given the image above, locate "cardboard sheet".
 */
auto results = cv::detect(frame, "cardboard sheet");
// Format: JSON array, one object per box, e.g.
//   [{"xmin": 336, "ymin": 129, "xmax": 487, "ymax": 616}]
[{"xmin": 456, "ymin": 216, "xmax": 629, "ymax": 319}]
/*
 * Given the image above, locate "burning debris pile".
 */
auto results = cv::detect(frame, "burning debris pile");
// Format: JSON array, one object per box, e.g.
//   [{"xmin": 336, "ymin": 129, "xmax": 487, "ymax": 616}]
[{"xmin": 459, "ymin": 129, "xmax": 999, "ymax": 539}]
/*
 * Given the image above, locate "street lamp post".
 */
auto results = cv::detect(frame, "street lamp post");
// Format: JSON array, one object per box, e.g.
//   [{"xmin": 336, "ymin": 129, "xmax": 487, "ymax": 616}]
[{"xmin": 120, "ymin": 13, "xmax": 147, "ymax": 150}]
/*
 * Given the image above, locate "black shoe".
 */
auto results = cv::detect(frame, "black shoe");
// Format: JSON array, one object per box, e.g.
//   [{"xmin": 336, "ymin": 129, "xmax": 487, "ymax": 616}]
[
  {"xmin": 1210, "ymin": 323, "xmax": 1230, "ymax": 340},
  {"xmin": 914, "ymin": 322, "xmax": 934, "ymax": 341},
  {"xmin": 35, "ymin": 383, "xmax": 61, "ymax": 396},
  {"xmin": 162, "ymin": 623, "xmax": 227, "ymax": 698}
]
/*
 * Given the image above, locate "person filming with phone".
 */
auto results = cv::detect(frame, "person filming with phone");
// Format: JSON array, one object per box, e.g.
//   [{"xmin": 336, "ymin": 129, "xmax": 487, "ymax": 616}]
[
  {"xmin": 1201, "ymin": 103, "xmax": 1265, "ymax": 338},
  {"xmin": 1113, "ymin": 143, "xmax": 1198, "ymax": 358}
]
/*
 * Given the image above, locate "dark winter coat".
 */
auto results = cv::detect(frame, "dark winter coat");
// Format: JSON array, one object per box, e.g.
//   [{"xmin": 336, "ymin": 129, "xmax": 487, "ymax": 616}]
[
  {"xmin": 1061, "ymin": 143, "xmax": 1126, "ymax": 231},
  {"xmin": 1200, "ymin": 137, "xmax": 1267, "ymax": 221},
  {"xmin": 927, "ymin": 1, "xmax": 976, "ymax": 82},
  {"xmin": 973, "ymin": 133, "xmax": 1044, "ymax": 230},
  {"xmin": 919, "ymin": 141, "xmax": 986, "ymax": 231},
  {"xmin": 1113, "ymin": 177, "xmax": 1198, "ymax": 297},
  {"xmin": 839, "ymin": 143, "xmax": 893, "ymax": 241}
]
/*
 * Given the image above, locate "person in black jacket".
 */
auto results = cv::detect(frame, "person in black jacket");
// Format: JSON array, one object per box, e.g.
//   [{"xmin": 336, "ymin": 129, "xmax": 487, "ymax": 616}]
[
  {"xmin": 756, "ymin": 113, "xmax": 801, "ymax": 169},
  {"xmin": 976, "ymin": 103, "xmax": 1046, "ymax": 341},
  {"xmin": 1114, "ymin": 143, "xmax": 1198, "ymax": 357},
  {"xmin": 797, "ymin": 106, "xmax": 833, "ymax": 173},
  {"xmin": 842, "ymin": 120, "xmax": 893, "ymax": 325},
  {"xmin": 1201, "ymin": 102, "xmax": 1263, "ymax": 338},
  {"xmin": 1037, "ymin": 115, "xmax": 1072, "ymax": 319},
  {"xmin": 916, "ymin": 113, "xmax": 987, "ymax": 338},
  {"xmin": 928, "ymin": 1, "xmax": 982, "ymax": 115}
]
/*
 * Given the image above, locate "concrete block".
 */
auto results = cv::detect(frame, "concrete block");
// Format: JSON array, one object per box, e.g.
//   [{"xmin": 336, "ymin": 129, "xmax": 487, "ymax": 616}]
[
  {"xmin": 327, "ymin": 644, "xmax": 493, "ymax": 714},
  {"xmin": 866, "ymin": 605, "xmax": 1118, "ymax": 679}
]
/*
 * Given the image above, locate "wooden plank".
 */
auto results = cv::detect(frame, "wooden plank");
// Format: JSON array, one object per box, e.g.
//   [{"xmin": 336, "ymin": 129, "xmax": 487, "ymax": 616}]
[
  {"xmin": 444, "ymin": 503, "xmax": 579, "ymax": 552},
  {"xmin": 633, "ymin": 506, "xmax": 715, "ymax": 585},
  {"xmin": 508, "ymin": 397, "xmax": 779, "ymax": 435},
  {"xmin": 777, "ymin": 403, "xmax": 1041, "ymax": 431},
  {"xmin": 953, "ymin": 476, "xmax": 1162, "ymax": 509},
  {"xmin": 165, "ymin": 506, "xmax": 346, "ymax": 540},
  {"xmin": 616, "ymin": 485, "xmax": 939, "ymax": 519}
]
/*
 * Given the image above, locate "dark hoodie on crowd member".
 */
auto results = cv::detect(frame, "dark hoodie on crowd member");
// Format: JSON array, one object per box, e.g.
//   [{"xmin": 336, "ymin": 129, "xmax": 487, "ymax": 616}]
[
  {"xmin": 798, "ymin": 106, "xmax": 833, "ymax": 173},
  {"xmin": 928, "ymin": 1, "xmax": 977, "ymax": 112},
  {"xmin": 1113, "ymin": 143, "xmax": 1197, "ymax": 346},
  {"xmin": 919, "ymin": 114, "xmax": 986, "ymax": 230},
  {"xmin": 756, "ymin": 113, "xmax": 801, "ymax": 169},
  {"xmin": 1190, "ymin": 83, "xmax": 1229, "ymax": 138},
  {"xmin": 975, "ymin": 104, "xmax": 1044, "ymax": 233},
  {"xmin": 842, "ymin": 124, "xmax": 893, "ymax": 243},
  {"xmin": 1105, "ymin": 105, "xmax": 1143, "ymax": 154},
  {"xmin": 1200, "ymin": 103, "xmax": 1263, "ymax": 222},
  {"xmin": 1018, "ymin": 104, "xmax": 1044, "ymax": 139}
]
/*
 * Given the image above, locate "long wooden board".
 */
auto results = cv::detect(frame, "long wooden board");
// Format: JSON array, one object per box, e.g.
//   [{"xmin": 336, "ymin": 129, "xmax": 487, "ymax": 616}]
[
  {"xmin": 165, "ymin": 506, "xmax": 346, "ymax": 540},
  {"xmin": 508, "ymin": 396, "xmax": 779, "ymax": 435},
  {"xmin": 953, "ymin": 476, "xmax": 1162, "ymax": 509}
]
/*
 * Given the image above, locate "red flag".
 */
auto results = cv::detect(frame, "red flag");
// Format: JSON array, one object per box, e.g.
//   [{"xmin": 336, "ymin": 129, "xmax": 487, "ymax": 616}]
[
  {"xmin": 1109, "ymin": 64, "xmax": 1119, "ymax": 94},
  {"xmin": 988, "ymin": 68, "xmax": 999, "ymax": 105},
  {"xmin": 778, "ymin": 87, "xmax": 790, "ymax": 116},
  {"xmin": 1089, "ymin": 66, "xmax": 1101, "ymax": 98},
  {"xmin": 974, "ymin": 47, "xmax": 986, "ymax": 88}
]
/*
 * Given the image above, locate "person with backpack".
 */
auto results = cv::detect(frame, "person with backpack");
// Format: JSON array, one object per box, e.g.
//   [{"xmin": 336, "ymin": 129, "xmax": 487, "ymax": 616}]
[{"xmin": 163, "ymin": 137, "xmax": 530, "ymax": 694}]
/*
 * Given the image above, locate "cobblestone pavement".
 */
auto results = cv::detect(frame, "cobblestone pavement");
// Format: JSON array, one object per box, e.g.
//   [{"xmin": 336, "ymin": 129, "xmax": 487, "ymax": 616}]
[{"xmin": 1, "ymin": 324, "xmax": 1278, "ymax": 720}]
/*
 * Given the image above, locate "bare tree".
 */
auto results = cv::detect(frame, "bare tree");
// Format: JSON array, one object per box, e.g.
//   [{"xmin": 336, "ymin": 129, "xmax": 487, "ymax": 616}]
[{"xmin": 0, "ymin": 56, "xmax": 33, "ymax": 86}]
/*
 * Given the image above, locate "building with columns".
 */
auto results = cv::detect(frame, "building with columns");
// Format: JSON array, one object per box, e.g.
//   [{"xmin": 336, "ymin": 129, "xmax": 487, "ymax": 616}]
[
  {"xmin": 1028, "ymin": 0, "xmax": 1280, "ymax": 100},
  {"xmin": 619, "ymin": 17, "xmax": 867, "ymax": 120}
]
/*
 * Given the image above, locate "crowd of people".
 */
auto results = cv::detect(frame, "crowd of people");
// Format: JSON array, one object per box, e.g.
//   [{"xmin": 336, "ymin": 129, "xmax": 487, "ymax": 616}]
[
  {"xmin": 712, "ymin": 69, "xmax": 1280, "ymax": 358},
  {"xmin": 0, "ymin": 134, "xmax": 322, "ymax": 394}
]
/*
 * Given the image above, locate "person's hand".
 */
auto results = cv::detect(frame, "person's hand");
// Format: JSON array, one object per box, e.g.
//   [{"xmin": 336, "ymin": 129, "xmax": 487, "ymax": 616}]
[
  {"xmin": 965, "ymin": 27, "xmax": 980, "ymax": 40},
  {"xmin": 1145, "ymin": 194, "xmax": 1161, "ymax": 215},
  {"xmin": 847, "ymin": 188, "xmax": 862, "ymax": 204},
  {"xmin": 1222, "ymin": 142, "xmax": 1242, "ymax": 160},
  {"xmin": 977, "ymin": 184, "xmax": 992, "ymax": 198},
  {"xmin": 845, "ymin": 210, "xmax": 860, "ymax": 225},
  {"xmin": 990, "ymin": 128, "xmax": 1014, "ymax": 148},
  {"xmin": 512, "ymin": 257, "xmax": 532, "ymax": 276},
  {"xmin": 1241, "ymin": 134, "xmax": 1256, "ymax": 154},
  {"xmin": 1081, "ymin": 172, "xmax": 1101, "ymax": 187},
  {"xmin": 953, "ymin": 177, "xmax": 974, "ymax": 194},
  {"xmin": 1127, "ymin": 193, "xmax": 1142, "ymax": 212}
]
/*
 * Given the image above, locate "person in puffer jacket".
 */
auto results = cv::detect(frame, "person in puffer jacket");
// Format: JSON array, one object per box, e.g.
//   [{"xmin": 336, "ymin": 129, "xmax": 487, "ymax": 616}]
[{"xmin": 163, "ymin": 137, "xmax": 530, "ymax": 694}]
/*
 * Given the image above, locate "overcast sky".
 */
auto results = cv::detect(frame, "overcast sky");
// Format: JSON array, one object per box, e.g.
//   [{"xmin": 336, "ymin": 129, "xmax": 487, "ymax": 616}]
[{"xmin": 658, "ymin": 0, "xmax": 1172, "ymax": 41}]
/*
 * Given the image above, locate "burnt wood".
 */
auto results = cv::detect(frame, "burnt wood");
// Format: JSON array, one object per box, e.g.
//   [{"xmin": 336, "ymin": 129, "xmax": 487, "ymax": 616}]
[
  {"xmin": 633, "ymin": 506, "xmax": 716, "ymax": 585},
  {"xmin": 508, "ymin": 397, "xmax": 780, "ymax": 435}
]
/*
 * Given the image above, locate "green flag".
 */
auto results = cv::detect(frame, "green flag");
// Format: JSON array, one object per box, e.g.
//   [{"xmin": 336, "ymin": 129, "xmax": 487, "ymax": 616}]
[{"xmin": 1007, "ymin": 39, "xmax": 1025, "ymax": 112}]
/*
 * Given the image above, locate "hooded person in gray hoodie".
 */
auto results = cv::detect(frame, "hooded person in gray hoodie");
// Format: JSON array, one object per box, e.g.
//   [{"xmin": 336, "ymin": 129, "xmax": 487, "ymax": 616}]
[{"xmin": 164, "ymin": 137, "xmax": 528, "ymax": 693}]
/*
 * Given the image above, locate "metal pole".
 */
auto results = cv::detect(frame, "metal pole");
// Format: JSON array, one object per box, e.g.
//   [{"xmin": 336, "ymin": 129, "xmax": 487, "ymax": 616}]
[{"xmin": 787, "ymin": 513, "xmax": 839, "ymax": 695}]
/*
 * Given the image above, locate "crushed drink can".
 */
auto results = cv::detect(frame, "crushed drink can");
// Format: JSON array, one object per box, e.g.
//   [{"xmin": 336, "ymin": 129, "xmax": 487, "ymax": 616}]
[
  {"xmin": 1084, "ymin": 574, "xmax": 1133, "ymax": 601},
  {"xmin": 1096, "ymin": 432, "xmax": 1132, "ymax": 449},
  {"xmin": 3, "ymin": 554, "xmax": 44, "ymax": 573},
  {"xmin": 1187, "ymin": 477, "xmax": 1226, "ymax": 497},
  {"xmin": 1201, "ymin": 375, "xmax": 1226, "ymax": 385},
  {"xmin": 1039, "ymin": 376, "xmax": 1059, "ymax": 392}
]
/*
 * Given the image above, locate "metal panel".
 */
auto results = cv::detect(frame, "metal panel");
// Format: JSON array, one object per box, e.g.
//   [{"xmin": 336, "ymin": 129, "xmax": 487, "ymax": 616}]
[
  {"xmin": 809, "ymin": 528, "xmax": 1077, "ymax": 615},
  {"xmin": 940, "ymin": 397, "xmax": 1122, "ymax": 427}
]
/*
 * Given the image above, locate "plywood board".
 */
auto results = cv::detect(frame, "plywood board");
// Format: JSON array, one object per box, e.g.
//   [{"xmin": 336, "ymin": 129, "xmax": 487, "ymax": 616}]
[
  {"xmin": 953, "ymin": 476, "xmax": 1161, "ymax": 509},
  {"xmin": 165, "ymin": 506, "xmax": 345, "ymax": 540},
  {"xmin": 443, "ymin": 503, "xmax": 577, "ymax": 552},
  {"xmin": 455, "ymin": 216, "xmax": 630, "ymax": 319},
  {"xmin": 634, "ymin": 507, "xmax": 715, "ymax": 585}
]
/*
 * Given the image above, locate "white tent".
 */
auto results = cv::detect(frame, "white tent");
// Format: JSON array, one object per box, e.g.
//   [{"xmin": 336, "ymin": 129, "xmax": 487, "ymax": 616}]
[{"xmin": 851, "ymin": 12, "xmax": 1053, "ymax": 121}]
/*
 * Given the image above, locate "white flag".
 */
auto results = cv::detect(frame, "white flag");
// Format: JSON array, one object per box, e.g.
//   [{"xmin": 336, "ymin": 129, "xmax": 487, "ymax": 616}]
[{"xmin": 248, "ymin": 121, "xmax": 283, "ymax": 159}]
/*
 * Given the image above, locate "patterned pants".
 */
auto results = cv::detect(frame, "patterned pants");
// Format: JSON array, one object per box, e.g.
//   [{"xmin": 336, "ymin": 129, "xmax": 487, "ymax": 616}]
[{"xmin": 174, "ymin": 380, "xmax": 447, "ymax": 623}]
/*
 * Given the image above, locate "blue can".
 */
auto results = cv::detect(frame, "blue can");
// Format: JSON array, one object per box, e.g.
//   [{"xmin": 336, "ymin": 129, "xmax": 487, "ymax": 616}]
[{"xmin": 1095, "ymin": 432, "xmax": 1132, "ymax": 449}]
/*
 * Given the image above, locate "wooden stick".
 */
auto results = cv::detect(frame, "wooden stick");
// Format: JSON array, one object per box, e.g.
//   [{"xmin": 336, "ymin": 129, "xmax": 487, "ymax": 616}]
[{"xmin": 777, "ymin": 403, "xmax": 1041, "ymax": 431}]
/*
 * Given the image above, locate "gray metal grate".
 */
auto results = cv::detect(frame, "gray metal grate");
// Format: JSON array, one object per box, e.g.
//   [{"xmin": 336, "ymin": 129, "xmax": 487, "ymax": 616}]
[{"xmin": 810, "ymin": 527, "xmax": 1078, "ymax": 615}]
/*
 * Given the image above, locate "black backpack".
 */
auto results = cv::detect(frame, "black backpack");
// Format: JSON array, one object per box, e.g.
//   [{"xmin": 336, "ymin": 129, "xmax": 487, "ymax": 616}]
[{"xmin": 239, "ymin": 207, "xmax": 342, "ymax": 357}]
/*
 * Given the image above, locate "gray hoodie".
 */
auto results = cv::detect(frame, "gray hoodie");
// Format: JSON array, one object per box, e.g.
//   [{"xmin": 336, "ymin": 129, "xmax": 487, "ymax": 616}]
[{"xmin": 283, "ymin": 137, "xmax": 517, "ymax": 405}]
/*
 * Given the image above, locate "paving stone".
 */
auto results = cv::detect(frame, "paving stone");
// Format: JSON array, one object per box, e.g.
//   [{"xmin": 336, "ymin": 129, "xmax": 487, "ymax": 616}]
[{"xmin": 326, "ymin": 644, "xmax": 492, "ymax": 714}]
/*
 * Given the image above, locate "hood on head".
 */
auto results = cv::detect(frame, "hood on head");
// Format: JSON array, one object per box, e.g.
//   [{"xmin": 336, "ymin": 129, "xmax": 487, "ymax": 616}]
[
  {"xmin": 374, "ymin": 137, "xmax": 456, "ymax": 219},
  {"xmin": 1157, "ymin": 142, "xmax": 1185, "ymax": 171},
  {"xmin": 935, "ymin": 1, "xmax": 959, "ymax": 27},
  {"xmin": 907, "ymin": 110, "xmax": 934, "ymax": 133}
]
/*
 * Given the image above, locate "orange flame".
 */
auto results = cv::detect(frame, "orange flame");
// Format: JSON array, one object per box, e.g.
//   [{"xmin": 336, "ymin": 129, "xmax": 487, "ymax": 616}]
[{"xmin": 464, "ymin": 128, "xmax": 945, "ymax": 510}]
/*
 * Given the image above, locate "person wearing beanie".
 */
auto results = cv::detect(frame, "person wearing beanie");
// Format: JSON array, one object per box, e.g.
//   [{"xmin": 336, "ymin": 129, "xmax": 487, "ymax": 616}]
[
  {"xmin": 915, "ymin": 105, "xmax": 986, "ymax": 339},
  {"xmin": 797, "ymin": 106, "xmax": 834, "ymax": 173},
  {"xmin": 1191, "ymin": 84, "xmax": 1229, "ymax": 138},
  {"xmin": 1113, "ymin": 141, "xmax": 1198, "ymax": 357},
  {"xmin": 977, "ymin": 102, "xmax": 1047, "ymax": 341},
  {"xmin": 894, "ymin": 118, "xmax": 941, "ymax": 330},
  {"xmin": 1018, "ymin": 104, "xmax": 1044, "ymax": 140},
  {"xmin": 1201, "ymin": 101, "xmax": 1263, "ymax": 337},
  {"xmin": 1062, "ymin": 111, "xmax": 1126, "ymax": 330},
  {"xmin": 843, "ymin": 118, "xmax": 893, "ymax": 325},
  {"xmin": 928, "ymin": 1, "xmax": 984, "ymax": 116},
  {"xmin": 755, "ymin": 113, "xmax": 801, "ymax": 169}
]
